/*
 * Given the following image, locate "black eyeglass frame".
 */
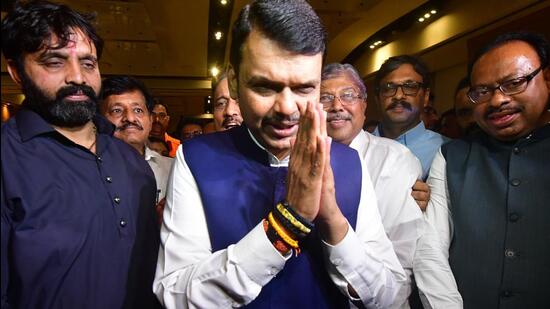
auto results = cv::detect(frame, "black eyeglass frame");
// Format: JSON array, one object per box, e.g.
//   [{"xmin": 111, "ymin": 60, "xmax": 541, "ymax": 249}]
[
  {"xmin": 378, "ymin": 81, "xmax": 425, "ymax": 98},
  {"xmin": 467, "ymin": 66, "xmax": 543, "ymax": 104}
]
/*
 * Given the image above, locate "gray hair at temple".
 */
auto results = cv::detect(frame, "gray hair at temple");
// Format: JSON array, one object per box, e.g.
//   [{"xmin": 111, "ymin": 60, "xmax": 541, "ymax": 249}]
[{"xmin": 322, "ymin": 63, "xmax": 367, "ymax": 99}]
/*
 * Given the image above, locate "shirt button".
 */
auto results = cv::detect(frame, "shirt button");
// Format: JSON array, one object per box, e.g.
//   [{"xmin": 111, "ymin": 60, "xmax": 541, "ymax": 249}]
[
  {"xmin": 96, "ymin": 156, "xmax": 102, "ymax": 162},
  {"xmin": 508, "ymin": 213, "xmax": 520, "ymax": 222},
  {"xmin": 501, "ymin": 290, "xmax": 512, "ymax": 298},
  {"xmin": 114, "ymin": 196, "xmax": 121, "ymax": 204},
  {"xmin": 119, "ymin": 219, "xmax": 127, "ymax": 227},
  {"xmin": 510, "ymin": 179, "xmax": 521, "ymax": 186},
  {"xmin": 105, "ymin": 176, "xmax": 112, "ymax": 183},
  {"xmin": 505, "ymin": 249, "xmax": 516, "ymax": 258}
]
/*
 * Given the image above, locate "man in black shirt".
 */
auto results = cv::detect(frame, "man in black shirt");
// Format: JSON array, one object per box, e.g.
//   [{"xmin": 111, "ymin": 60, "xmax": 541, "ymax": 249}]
[
  {"xmin": 1, "ymin": 1, "xmax": 159, "ymax": 308},
  {"xmin": 426, "ymin": 32, "xmax": 550, "ymax": 308}
]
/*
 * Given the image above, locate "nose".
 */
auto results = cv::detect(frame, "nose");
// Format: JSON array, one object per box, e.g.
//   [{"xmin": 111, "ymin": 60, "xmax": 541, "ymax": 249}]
[
  {"xmin": 121, "ymin": 109, "xmax": 137, "ymax": 123},
  {"xmin": 329, "ymin": 96, "xmax": 345, "ymax": 112},
  {"xmin": 273, "ymin": 88, "xmax": 298, "ymax": 117},
  {"xmin": 224, "ymin": 99, "xmax": 240, "ymax": 117},
  {"xmin": 488, "ymin": 88, "xmax": 511, "ymax": 108},
  {"xmin": 394, "ymin": 85, "xmax": 405, "ymax": 99},
  {"xmin": 65, "ymin": 60, "xmax": 85, "ymax": 85}
]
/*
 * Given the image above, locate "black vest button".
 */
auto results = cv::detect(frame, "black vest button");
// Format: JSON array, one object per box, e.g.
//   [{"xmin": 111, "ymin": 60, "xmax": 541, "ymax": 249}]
[
  {"xmin": 513, "ymin": 147, "xmax": 520, "ymax": 154},
  {"xmin": 509, "ymin": 213, "xmax": 520, "ymax": 222},
  {"xmin": 501, "ymin": 290, "xmax": 512, "ymax": 297},
  {"xmin": 505, "ymin": 249, "xmax": 516, "ymax": 258},
  {"xmin": 510, "ymin": 179, "xmax": 521, "ymax": 186}
]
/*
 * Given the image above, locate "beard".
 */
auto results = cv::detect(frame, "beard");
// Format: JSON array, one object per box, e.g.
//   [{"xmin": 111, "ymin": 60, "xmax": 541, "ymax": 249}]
[{"xmin": 20, "ymin": 71, "xmax": 98, "ymax": 128}]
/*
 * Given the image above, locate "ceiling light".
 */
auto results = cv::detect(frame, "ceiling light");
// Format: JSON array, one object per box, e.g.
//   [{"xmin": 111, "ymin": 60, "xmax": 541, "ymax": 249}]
[
  {"xmin": 370, "ymin": 45, "xmax": 375, "ymax": 49},
  {"xmin": 424, "ymin": 13, "xmax": 430, "ymax": 18},
  {"xmin": 214, "ymin": 31, "xmax": 223, "ymax": 40},
  {"xmin": 431, "ymin": 10, "xmax": 437, "ymax": 14},
  {"xmin": 211, "ymin": 67, "xmax": 219, "ymax": 77},
  {"xmin": 418, "ymin": 17, "xmax": 425, "ymax": 22},
  {"xmin": 220, "ymin": 0, "xmax": 228, "ymax": 5}
]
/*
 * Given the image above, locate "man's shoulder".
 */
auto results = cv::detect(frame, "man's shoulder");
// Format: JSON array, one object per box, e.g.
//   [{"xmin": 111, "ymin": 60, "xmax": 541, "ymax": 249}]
[
  {"xmin": 368, "ymin": 132, "xmax": 416, "ymax": 156},
  {"xmin": 363, "ymin": 131, "xmax": 422, "ymax": 175}
]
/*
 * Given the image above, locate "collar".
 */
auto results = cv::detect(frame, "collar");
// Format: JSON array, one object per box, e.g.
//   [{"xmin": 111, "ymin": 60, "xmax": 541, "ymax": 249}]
[
  {"xmin": 144, "ymin": 146, "xmax": 161, "ymax": 161},
  {"xmin": 395, "ymin": 121, "xmax": 426, "ymax": 146},
  {"xmin": 16, "ymin": 108, "xmax": 115, "ymax": 142},
  {"xmin": 349, "ymin": 130, "xmax": 369, "ymax": 157},
  {"xmin": 247, "ymin": 128, "xmax": 289, "ymax": 167}
]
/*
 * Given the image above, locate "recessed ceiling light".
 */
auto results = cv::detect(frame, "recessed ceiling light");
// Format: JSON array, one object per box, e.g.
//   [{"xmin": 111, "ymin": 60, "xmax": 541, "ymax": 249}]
[
  {"xmin": 220, "ymin": 0, "xmax": 228, "ymax": 5},
  {"xmin": 418, "ymin": 17, "xmax": 425, "ymax": 22},
  {"xmin": 424, "ymin": 13, "xmax": 430, "ymax": 18},
  {"xmin": 370, "ymin": 45, "xmax": 375, "ymax": 49},
  {"xmin": 214, "ymin": 31, "xmax": 222, "ymax": 40},
  {"xmin": 431, "ymin": 10, "xmax": 437, "ymax": 14},
  {"xmin": 211, "ymin": 67, "xmax": 219, "ymax": 76}
]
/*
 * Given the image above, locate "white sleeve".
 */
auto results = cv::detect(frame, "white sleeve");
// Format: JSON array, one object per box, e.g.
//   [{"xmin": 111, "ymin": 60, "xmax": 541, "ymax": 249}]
[
  {"xmin": 153, "ymin": 147, "xmax": 288, "ymax": 309},
  {"xmin": 425, "ymin": 148, "xmax": 453, "ymax": 259},
  {"xmin": 323, "ymin": 161, "xmax": 406, "ymax": 309},
  {"xmin": 413, "ymin": 220, "xmax": 463, "ymax": 309}
]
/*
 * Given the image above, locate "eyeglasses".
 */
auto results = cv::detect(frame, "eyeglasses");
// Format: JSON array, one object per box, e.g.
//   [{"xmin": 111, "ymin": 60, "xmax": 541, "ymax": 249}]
[
  {"xmin": 320, "ymin": 90, "xmax": 363, "ymax": 109},
  {"xmin": 379, "ymin": 81, "xmax": 424, "ymax": 97},
  {"xmin": 467, "ymin": 66, "xmax": 542, "ymax": 104}
]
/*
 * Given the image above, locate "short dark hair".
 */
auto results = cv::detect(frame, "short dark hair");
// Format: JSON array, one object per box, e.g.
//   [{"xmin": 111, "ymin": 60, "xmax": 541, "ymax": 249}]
[
  {"xmin": 468, "ymin": 31, "xmax": 550, "ymax": 79},
  {"xmin": 100, "ymin": 76, "xmax": 154, "ymax": 112},
  {"xmin": 229, "ymin": 0, "xmax": 326, "ymax": 76},
  {"xmin": 454, "ymin": 77, "xmax": 470, "ymax": 96},
  {"xmin": 1, "ymin": 0, "xmax": 104, "ymax": 70},
  {"xmin": 322, "ymin": 63, "xmax": 367, "ymax": 99},
  {"xmin": 374, "ymin": 55, "xmax": 431, "ymax": 94},
  {"xmin": 153, "ymin": 100, "xmax": 169, "ymax": 113}
]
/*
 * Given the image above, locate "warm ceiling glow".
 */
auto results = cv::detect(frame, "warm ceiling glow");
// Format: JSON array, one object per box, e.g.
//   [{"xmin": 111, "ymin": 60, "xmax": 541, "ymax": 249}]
[
  {"xmin": 418, "ymin": 17, "xmax": 425, "ymax": 22},
  {"xmin": 220, "ymin": 0, "xmax": 228, "ymax": 5},
  {"xmin": 370, "ymin": 45, "xmax": 375, "ymax": 49},
  {"xmin": 424, "ymin": 13, "xmax": 430, "ymax": 18},
  {"xmin": 214, "ymin": 31, "xmax": 222, "ymax": 40},
  {"xmin": 431, "ymin": 10, "xmax": 437, "ymax": 14},
  {"xmin": 211, "ymin": 67, "xmax": 220, "ymax": 76}
]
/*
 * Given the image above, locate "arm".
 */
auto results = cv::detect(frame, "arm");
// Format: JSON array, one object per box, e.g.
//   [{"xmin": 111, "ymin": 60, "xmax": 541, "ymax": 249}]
[
  {"xmin": 153, "ymin": 148, "xmax": 288, "ymax": 309},
  {"xmin": 320, "ymin": 155, "xmax": 406, "ymax": 308},
  {"xmin": 424, "ymin": 149, "xmax": 453, "ymax": 258},
  {"xmin": 1, "ymin": 175, "xmax": 12, "ymax": 308},
  {"xmin": 413, "ymin": 220, "xmax": 462, "ymax": 309}
]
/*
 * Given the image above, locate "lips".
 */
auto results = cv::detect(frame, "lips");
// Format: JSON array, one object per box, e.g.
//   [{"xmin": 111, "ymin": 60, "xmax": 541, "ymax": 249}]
[
  {"xmin": 487, "ymin": 109, "xmax": 520, "ymax": 128},
  {"xmin": 266, "ymin": 122, "xmax": 298, "ymax": 138},
  {"xmin": 223, "ymin": 121, "xmax": 240, "ymax": 130}
]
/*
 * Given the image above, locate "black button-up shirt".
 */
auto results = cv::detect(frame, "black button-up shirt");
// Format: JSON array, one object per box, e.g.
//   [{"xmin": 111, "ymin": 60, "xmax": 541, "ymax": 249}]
[{"xmin": 1, "ymin": 110, "xmax": 160, "ymax": 308}]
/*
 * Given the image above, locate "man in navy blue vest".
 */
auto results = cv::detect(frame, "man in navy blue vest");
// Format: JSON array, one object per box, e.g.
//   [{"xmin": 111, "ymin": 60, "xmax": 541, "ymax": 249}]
[
  {"xmin": 426, "ymin": 32, "xmax": 550, "ymax": 308},
  {"xmin": 153, "ymin": 1, "xmax": 405, "ymax": 308}
]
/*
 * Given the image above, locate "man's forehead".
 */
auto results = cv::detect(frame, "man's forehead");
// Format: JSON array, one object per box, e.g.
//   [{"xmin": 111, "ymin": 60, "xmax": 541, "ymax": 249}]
[
  {"xmin": 382, "ymin": 64, "xmax": 422, "ymax": 82},
  {"xmin": 473, "ymin": 41, "xmax": 539, "ymax": 83},
  {"xmin": 153, "ymin": 105, "xmax": 167, "ymax": 113},
  {"xmin": 41, "ymin": 29, "xmax": 96, "ymax": 55}
]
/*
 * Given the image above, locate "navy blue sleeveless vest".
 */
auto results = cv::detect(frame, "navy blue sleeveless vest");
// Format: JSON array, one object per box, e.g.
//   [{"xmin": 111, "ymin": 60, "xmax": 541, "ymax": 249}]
[{"xmin": 183, "ymin": 125, "xmax": 362, "ymax": 309}]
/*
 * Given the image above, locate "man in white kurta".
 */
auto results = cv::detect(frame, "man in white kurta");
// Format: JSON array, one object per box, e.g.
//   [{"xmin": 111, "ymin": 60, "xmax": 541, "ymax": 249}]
[{"xmin": 321, "ymin": 63, "xmax": 462, "ymax": 308}]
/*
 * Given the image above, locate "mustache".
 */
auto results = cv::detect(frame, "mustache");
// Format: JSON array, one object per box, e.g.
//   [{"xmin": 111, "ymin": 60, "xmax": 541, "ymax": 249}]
[
  {"xmin": 387, "ymin": 99, "xmax": 412, "ymax": 111},
  {"xmin": 56, "ymin": 84, "xmax": 97, "ymax": 102},
  {"xmin": 222, "ymin": 116, "xmax": 241, "ymax": 127},
  {"xmin": 327, "ymin": 112, "xmax": 352, "ymax": 121},
  {"xmin": 485, "ymin": 106, "xmax": 522, "ymax": 117},
  {"xmin": 264, "ymin": 112, "xmax": 300, "ymax": 126},
  {"xmin": 116, "ymin": 121, "xmax": 143, "ymax": 131}
]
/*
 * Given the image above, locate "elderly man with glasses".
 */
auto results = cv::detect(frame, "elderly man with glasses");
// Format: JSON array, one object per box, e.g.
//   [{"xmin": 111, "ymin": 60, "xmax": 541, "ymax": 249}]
[
  {"xmin": 426, "ymin": 32, "xmax": 550, "ymax": 308},
  {"xmin": 321, "ymin": 63, "xmax": 462, "ymax": 308},
  {"xmin": 373, "ymin": 55, "xmax": 449, "ymax": 181}
]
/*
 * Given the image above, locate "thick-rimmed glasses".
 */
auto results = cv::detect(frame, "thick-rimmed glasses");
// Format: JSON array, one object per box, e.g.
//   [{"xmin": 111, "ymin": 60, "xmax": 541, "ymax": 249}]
[
  {"xmin": 379, "ymin": 81, "xmax": 424, "ymax": 97},
  {"xmin": 467, "ymin": 66, "xmax": 542, "ymax": 104},
  {"xmin": 320, "ymin": 90, "xmax": 363, "ymax": 109}
]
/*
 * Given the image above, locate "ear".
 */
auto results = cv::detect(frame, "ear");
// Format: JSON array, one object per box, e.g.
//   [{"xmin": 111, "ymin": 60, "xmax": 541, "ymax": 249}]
[
  {"xmin": 227, "ymin": 64, "xmax": 239, "ymax": 100},
  {"xmin": 6, "ymin": 60, "xmax": 22, "ymax": 85},
  {"xmin": 423, "ymin": 88, "xmax": 431, "ymax": 107}
]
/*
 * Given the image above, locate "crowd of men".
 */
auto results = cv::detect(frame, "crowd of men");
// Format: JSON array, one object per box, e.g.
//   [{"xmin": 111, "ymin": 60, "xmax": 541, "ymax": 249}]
[{"xmin": 1, "ymin": 0, "xmax": 548, "ymax": 308}]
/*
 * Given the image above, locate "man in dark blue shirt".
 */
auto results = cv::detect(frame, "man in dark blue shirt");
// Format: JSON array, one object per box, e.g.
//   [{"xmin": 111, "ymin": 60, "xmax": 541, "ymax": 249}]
[{"xmin": 1, "ymin": 1, "xmax": 160, "ymax": 308}]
